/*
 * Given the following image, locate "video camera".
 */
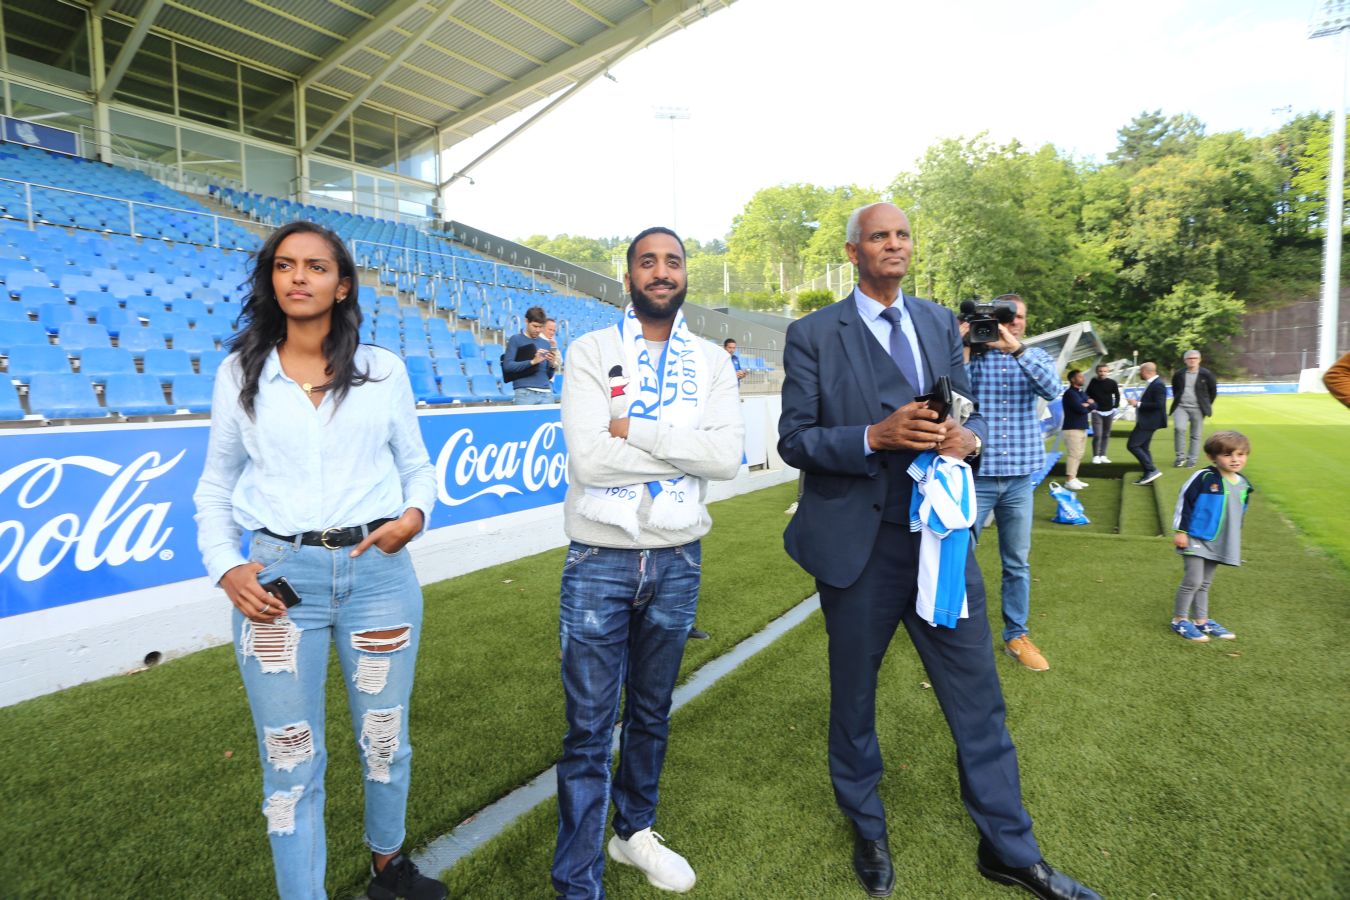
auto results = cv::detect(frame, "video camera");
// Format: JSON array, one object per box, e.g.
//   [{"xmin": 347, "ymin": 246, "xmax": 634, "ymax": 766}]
[{"xmin": 958, "ymin": 298, "xmax": 1019, "ymax": 346}]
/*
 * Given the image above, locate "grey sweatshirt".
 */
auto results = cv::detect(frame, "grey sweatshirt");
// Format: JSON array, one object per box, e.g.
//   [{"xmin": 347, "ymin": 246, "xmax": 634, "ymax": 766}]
[{"xmin": 560, "ymin": 324, "xmax": 745, "ymax": 549}]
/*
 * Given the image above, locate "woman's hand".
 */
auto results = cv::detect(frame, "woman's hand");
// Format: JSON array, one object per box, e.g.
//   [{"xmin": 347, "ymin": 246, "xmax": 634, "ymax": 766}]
[
  {"xmin": 350, "ymin": 508, "xmax": 424, "ymax": 558},
  {"xmin": 221, "ymin": 562, "xmax": 283, "ymax": 623}
]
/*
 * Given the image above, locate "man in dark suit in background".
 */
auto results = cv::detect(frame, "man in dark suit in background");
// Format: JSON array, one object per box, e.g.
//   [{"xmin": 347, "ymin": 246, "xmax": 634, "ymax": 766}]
[
  {"xmin": 1168, "ymin": 350, "xmax": 1218, "ymax": 467},
  {"xmin": 1127, "ymin": 361, "xmax": 1167, "ymax": 485},
  {"xmin": 778, "ymin": 202, "xmax": 1098, "ymax": 900}
]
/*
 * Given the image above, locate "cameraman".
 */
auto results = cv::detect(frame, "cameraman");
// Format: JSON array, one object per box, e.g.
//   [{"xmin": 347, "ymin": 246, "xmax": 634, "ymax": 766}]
[{"xmin": 962, "ymin": 294, "xmax": 1060, "ymax": 672}]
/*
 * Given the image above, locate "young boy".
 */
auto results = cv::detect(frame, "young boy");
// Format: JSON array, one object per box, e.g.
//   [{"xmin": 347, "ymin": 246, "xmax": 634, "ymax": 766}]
[{"xmin": 1169, "ymin": 431, "xmax": 1254, "ymax": 642}]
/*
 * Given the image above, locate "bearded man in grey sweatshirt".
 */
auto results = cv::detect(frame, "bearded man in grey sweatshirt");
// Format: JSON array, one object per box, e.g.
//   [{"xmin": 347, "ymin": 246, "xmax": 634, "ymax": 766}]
[{"xmin": 551, "ymin": 226, "xmax": 744, "ymax": 899}]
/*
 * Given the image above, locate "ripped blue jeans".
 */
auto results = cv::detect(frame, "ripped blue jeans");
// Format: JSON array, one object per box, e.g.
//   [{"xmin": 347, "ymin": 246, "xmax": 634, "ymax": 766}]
[
  {"xmin": 551, "ymin": 541, "xmax": 701, "ymax": 900},
  {"xmin": 235, "ymin": 531, "xmax": 423, "ymax": 900}
]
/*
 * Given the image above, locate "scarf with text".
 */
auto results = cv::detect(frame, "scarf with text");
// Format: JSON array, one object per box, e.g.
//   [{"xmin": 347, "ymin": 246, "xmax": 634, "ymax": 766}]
[
  {"xmin": 577, "ymin": 303, "xmax": 707, "ymax": 539},
  {"xmin": 907, "ymin": 450, "xmax": 976, "ymax": 628}
]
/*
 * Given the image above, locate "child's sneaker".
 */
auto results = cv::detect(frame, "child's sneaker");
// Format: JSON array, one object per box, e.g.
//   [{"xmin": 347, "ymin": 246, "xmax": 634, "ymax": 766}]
[
  {"xmin": 1197, "ymin": 620, "xmax": 1235, "ymax": 640},
  {"xmin": 1171, "ymin": 620, "xmax": 1209, "ymax": 642}
]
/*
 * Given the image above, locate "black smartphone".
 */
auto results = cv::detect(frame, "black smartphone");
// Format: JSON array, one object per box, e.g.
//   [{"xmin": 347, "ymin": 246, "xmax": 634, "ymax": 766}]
[
  {"xmin": 261, "ymin": 576, "xmax": 302, "ymax": 608},
  {"xmin": 916, "ymin": 375, "xmax": 953, "ymax": 423}
]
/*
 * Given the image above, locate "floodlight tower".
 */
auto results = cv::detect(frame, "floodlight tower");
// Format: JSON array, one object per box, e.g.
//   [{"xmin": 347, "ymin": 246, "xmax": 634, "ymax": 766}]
[
  {"xmin": 1310, "ymin": 1, "xmax": 1350, "ymax": 368},
  {"xmin": 653, "ymin": 105, "xmax": 689, "ymax": 231}
]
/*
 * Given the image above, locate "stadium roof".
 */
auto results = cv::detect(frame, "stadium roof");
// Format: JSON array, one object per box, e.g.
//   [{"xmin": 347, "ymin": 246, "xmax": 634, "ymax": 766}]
[{"xmin": 98, "ymin": 0, "xmax": 736, "ymax": 179}]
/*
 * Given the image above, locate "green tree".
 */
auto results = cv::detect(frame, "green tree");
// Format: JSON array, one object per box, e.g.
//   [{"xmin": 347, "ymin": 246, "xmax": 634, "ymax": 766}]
[
  {"xmin": 1107, "ymin": 110, "xmax": 1205, "ymax": 172},
  {"xmin": 727, "ymin": 183, "xmax": 832, "ymax": 290}
]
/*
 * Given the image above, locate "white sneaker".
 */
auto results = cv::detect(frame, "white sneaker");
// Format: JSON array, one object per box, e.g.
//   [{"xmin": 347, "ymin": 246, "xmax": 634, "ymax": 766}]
[
  {"xmin": 784, "ymin": 501, "xmax": 798, "ymax": 515},
  {"xmin": 1100, "ymin": 456, "xmax": 1112, "ymax": 464},
  {"xmin": 608, "ymin": 829, "xmax": 696, "ymax": 893},
  {"xmin": 1065, "ymin": 478, "xmax": 1089, "ymax": 490}
]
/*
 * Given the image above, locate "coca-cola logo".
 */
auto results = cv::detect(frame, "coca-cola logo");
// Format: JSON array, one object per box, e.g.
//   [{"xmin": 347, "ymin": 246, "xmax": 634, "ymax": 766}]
[
  {"xmin": 0, "ymin": 450, "xmax": 184, "ymax": 583},
  {"xmin": 434, "ymin": 420, "xmax": 568, "ymax": 507}
]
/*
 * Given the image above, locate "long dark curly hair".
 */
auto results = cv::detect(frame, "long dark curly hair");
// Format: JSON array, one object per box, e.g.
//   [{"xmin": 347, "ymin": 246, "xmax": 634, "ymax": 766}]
[{"xmin": 227, "ymin": 221, "xmax": 373, "ymax": 418}]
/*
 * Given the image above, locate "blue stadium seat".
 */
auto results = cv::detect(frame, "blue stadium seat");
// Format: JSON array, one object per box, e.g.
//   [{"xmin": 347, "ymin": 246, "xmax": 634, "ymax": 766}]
[
  {"xmin": 0, "ymin": 382, "xmax": 25, "ymax": 420},
  {"xmin": 1, "ymin": 320, "xmax": 49, "ymax": 354},
  {"xmin": 171, "ymin": 373, "xmax": 214, "ymax": 413},
  {"xmin": 404, "ymin": 356, "xmax": 436, "ymax": 379},
  {"xmin": 462, "ymin": 358, "xmax": 490, "ymax": 378},
  {"xmin": 142, "ymin": 349, "xmax": 195, "ymax": 383},
  {"xmin": 104, "ymin": 374, "xmax": 174, "ymax": 416},
  {"xmin": 95, "ymin": 305, "xmax": 140, "ymax": 337},
  {"xmin": 469, "ymin": 374, "xmax": 506, "ymax": 401},
  {"xmin": 78, "ymin": 347, "xmax": 137, "ymax": 380},
  {"xmin": 436, "ymin": 373, "xmax": 477, "ymax": 404},
  {"xmin": 0, "ymin": 300, "xmax": 29, "ymax": 323},
  {"xmin": 57, "ymin": 322, "xmax": 113, "ymax": 356},
  {"xmin": 197, "ymin": 349, "xmax": 228, "ymax": 375},
  {"xmin": 407, "ymin": 371, "xmax": 455, "ymax": 404},
  {"xmin": 26, "ymin": 374, "xmax": 105, "ymax": 418},
  {"xmin": 116, "ymin": 326, "xmax": 164, "ymax": 354},
  {"xmin": 171, "ymin": 329, "xmax": 217, "ymax": 358},
  {"xmin": 6, "ymin": 344, "xmax": 72, "ymax": 383},
  {"xmin": 171, "ymin": 298, "xmax": 209, "ymax": 323},
  {"xmin": 38, "ymin": 302, "xmax": 85, "ymax": 334}
]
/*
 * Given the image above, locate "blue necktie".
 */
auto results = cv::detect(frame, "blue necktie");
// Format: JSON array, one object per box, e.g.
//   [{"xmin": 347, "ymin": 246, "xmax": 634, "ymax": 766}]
[{"xmin": 879, "ymin": 305, "xmax": 922, "ymax": 394}]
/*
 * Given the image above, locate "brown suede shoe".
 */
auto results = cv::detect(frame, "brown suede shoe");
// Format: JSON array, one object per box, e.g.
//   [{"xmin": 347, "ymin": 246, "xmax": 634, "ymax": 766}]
[{"xmin": 1005, "ymin": 635, "xmax": 1049, "ymax": 671}]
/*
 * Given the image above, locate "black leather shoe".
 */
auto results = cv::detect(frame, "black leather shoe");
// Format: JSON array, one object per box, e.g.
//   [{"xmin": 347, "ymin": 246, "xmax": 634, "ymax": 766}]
[
  {"xmin": 976, "ymin": 840, "xmax": 1100, "ymax": 900},
  {"xmin": 852, "ymin": 833, "xmax": 895, "ymax": 897}
]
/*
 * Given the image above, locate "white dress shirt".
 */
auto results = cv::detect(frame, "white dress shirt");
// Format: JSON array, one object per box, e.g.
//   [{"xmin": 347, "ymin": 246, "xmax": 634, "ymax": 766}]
[{"xmin": 194, "ymin": 344, "xmax": 436, "ymax": 584}]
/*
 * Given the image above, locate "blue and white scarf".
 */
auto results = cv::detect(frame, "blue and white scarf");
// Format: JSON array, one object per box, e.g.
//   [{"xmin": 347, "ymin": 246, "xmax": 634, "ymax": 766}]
[
  {"xmin": 907, "ymin": 450, "xmax": 976, "ymax": 628},
  {"xmin": 577, "ymin": 303, "xmax": 707, "ymax": 539}
]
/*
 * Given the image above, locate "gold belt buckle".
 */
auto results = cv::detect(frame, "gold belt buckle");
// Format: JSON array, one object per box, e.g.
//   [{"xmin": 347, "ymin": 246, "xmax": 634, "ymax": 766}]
[{"xmin": 320, "ymin": 527, "xmax": 341, "ymax": 550}]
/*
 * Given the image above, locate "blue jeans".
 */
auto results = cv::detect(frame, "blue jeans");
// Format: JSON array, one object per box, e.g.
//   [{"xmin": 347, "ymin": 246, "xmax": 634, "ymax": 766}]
[
  {"xmin": 552, "ymin": 541, "xmax": 701, "ymax": 900},
  {"xmin": 236, "ymin": 532, "xmax": 424, "ymax": 900},
  {"xmin": 513, "ymin": 387, "xmax": 554, "ymax": 405},
  {"xmin": 973, "ymin": 475, "xmax": 1034, "ymax": 642}
]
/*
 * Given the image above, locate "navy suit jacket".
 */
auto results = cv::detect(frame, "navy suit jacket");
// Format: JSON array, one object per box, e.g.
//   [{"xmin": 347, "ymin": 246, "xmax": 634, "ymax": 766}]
[
  {"xmin": 1136, "ymin": 378, "xmax": 1168, "ymax": 431},
  {"xmin": 778, "ymin": 291, "xmax": 987, "ymax": 590}
]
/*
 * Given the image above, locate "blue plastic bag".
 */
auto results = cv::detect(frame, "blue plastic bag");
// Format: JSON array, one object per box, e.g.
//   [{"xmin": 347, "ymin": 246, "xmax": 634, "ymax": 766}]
[{"xmin": 1048, "ymin": 481, "xmax": 1090, "ymax": 526}]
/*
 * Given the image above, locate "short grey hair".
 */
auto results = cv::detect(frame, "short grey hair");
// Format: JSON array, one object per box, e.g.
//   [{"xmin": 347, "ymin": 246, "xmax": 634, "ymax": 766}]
[
  {"xmin": 1183, "ymin": 349, "xmax": 1201, "ymax": 359},
  {"xmin": 845, "ymin": 202, "xmax": 896, "ymax": 245}
]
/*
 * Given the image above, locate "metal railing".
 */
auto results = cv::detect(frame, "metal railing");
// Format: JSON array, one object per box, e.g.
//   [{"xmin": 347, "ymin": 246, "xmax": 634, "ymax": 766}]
[
  {"xmin": 74, "ymin": 125, "xmax": 249, "ymax": 201},
  {"xmin": 788, "ymin": 261, "xmax": 855, "ymax": 302},
  {"xmin": 0, "ymin": 176, "xmax": 254, "ymax": 251}
]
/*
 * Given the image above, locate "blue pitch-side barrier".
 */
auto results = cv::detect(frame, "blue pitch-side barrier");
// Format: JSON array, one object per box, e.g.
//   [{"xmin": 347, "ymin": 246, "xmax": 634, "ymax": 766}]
[{"xmin": 0, "ymin": 407, "xmax": 567, "ymax": 620}]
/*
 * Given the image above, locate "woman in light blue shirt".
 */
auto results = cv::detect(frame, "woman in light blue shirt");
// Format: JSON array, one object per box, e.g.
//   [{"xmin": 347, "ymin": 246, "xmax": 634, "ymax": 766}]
[{"xmin": 193, "ymin": 221, "xmax": 445, "ymax": 900}]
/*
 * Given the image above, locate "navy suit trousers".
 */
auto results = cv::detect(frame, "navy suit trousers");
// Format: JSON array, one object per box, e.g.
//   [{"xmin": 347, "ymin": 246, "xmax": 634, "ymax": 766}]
[{"xmin": 817, "ymin": 522, "xmax": 1040, "ymax": 868}]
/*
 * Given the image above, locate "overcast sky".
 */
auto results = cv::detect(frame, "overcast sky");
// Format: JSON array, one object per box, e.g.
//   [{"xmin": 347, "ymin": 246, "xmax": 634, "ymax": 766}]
[{"xmin": 440, "ymin": 0, "xmax": 1338, "ymax": 244}]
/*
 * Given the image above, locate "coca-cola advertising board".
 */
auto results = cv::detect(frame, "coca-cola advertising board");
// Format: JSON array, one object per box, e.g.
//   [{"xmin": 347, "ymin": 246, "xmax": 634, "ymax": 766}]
[{"xmin": 0, "ymin": 407, "xmax": 569, "ymax": 619}]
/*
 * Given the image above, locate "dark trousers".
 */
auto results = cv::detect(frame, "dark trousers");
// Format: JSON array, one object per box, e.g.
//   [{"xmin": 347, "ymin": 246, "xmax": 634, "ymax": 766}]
[
  {"xmin": 1127, "ymin": 426, "xmax": 1158, "ymax": 474},
  {"xmin": 817, "ymin": 522, "xmax": 1040, "ymax": 868}
]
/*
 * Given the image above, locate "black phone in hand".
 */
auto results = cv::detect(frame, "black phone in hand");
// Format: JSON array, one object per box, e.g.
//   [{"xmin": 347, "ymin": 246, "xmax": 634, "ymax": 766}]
[
  {"xmin": 916, "ymin": 375, "xmax": 953, "ymax": 423},
  {"xmin": 261, "ymin": 576, "xmax": 302, "ymax": 608}
]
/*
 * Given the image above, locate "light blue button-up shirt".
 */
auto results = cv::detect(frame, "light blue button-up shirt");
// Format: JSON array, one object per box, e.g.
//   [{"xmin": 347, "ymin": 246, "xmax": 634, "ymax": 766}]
[
  {"xmin": 193, "ymin": 344, "xmax": 437, "ymax": 584},
  {"xmin": 856, "ymin": 288, "xmax": 927, "ymax": 456}
]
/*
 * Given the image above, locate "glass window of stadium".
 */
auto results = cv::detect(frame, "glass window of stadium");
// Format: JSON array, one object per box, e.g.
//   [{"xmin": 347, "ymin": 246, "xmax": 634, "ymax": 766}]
[
  {"xmin": 244, "ymin": 144, "xmax": 294, "ymax": 200},
  {"xmin": 180, "ymin": 127, "xmax": 242, "ymax": 186},
  {"xmin": 396, "ymin": 117, "xmax": 436, "ymax": 182},
  {"xmin": 241, "ymin": 66, "xmax": 294, "ymax": 146},
  {"xmin": 6, "ymin": 82, "xmax": 93, "ymax": 137},
  {"xmin": 305, "ymin": 88, "xmax": 352, "ymax": 162},
  {"xmin": 399, "ymin": 184, "xmax": 436, "ymax": 219},
  {"xmin": 102, "ymin": 20, "xmax": 174, "ymax": 116},
  {"xmin": 175, "ymin": 43, "xmax": 240, "ymax": 133},
  {"xmin": 352, "ymin": 103, "xmax": 396, "ymax": 171},
  {"xmin": 107, "ymin": 108, "xmax": 176, "ymax": 167},
  {"xmin": 310, "ymin": 160, "xmax": 354, "ymax": 209},
  {"xmin": 0, "ymin": 0, "xmax": 91, "ymax": 90}
]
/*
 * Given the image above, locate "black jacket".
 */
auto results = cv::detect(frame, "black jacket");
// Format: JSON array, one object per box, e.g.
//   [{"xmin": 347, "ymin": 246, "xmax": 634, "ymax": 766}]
[
  {"xmin": 1169, "ymin": 366, "xmax": 1218, "ymax": 417},
  {"xmin": 1136, "ymin": 378, "xmax": 1168, "ymax": 430},
  {"xmin": 1086, "ymin": 376, "xmax": 1119, "ymax": 412}
]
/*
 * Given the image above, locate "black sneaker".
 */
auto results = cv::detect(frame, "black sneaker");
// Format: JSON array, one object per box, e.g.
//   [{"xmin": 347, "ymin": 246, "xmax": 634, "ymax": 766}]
[
  {"xmin": 367, "ymin": 854, "xmax": 448, "ymax": 900},
  {"xmin": 688, "ymin": 627, "xmax": 711, "ymax": 640}
]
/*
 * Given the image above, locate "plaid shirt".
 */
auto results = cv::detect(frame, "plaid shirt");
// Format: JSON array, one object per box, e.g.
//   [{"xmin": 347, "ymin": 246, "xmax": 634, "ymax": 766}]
[{"xmin": 967, "ymin": 346, "xmax": 1060, "ymax": 477}]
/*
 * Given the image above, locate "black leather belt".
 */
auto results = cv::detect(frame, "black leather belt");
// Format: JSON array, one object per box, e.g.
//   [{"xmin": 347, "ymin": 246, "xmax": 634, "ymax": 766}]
[{"xmin": 259, "ymin": 518, "xmax": 396, "ymax": 549}]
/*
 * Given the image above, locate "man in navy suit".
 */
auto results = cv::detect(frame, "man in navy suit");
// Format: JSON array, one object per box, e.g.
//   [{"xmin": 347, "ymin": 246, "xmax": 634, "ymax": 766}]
[
  {"xmin": 1127, "ymin": 361, "xmax": 1167, "ymax": 485},
  {"xmin": 778, "ymin": 203, "xmax": 1098, "ymax": 900}
]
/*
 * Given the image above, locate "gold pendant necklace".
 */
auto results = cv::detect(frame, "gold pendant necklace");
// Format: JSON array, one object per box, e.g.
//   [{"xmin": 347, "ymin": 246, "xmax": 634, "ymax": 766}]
[{"xmin": 302, "ymin": 382, "xmax": 313, "ymax": 395}]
